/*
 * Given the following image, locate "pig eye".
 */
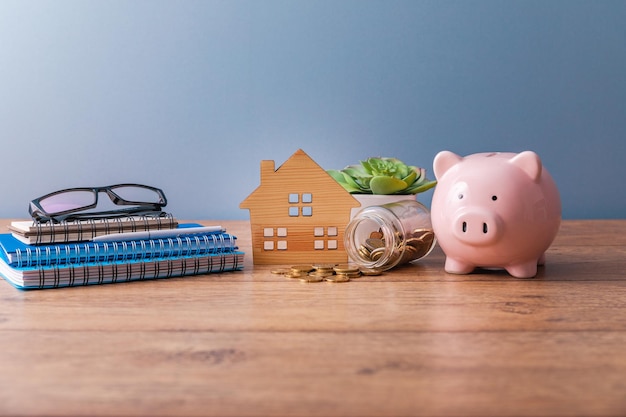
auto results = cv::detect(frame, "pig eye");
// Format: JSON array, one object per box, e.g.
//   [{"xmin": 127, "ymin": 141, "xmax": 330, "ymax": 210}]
[
  {"xmin": 457, "ymin": 193, "xmax": 464, "ymax": 200},
  {"xmin": 492, "ymin": 195, "xmax": 498, "ymax": 201}
]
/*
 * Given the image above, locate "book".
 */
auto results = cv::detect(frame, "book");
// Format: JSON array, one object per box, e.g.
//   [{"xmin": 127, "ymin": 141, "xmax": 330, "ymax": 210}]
[
  {"xmin": 8, "ymin": 214, "xmax": 179, "ymax": 245},
  {"xmin": 0, "ymin": 224, "xmax": 238, "ymax": 268},
  {"xmin": 0, "ymin": 251, "xmax": 245, "ymax": 290}
]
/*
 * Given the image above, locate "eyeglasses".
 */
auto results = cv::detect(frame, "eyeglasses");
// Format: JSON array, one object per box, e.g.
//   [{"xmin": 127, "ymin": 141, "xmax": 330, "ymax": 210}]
[{"xmin": 29, "ymin": 183, "xmax": 168, "ymax": 223}]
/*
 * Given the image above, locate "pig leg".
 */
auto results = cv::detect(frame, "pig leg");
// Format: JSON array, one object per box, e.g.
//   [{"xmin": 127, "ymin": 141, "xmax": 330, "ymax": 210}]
[
  {"xmin": 444, "ymin": 257, "xmax": 476, "ymax": 275},
  {"xmin": 538, "ymin": 253, "xmax": 546, "ymax": 266},
  {"xmin": 505, "ymin": 261, "xmax": 538, "ymax": 279}
]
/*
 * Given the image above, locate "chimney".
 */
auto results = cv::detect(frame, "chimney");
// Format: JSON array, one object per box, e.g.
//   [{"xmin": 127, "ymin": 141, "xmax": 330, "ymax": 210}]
[{"xmin": 260, "ymin": 160, "xmax": 275, "ymax": 181}]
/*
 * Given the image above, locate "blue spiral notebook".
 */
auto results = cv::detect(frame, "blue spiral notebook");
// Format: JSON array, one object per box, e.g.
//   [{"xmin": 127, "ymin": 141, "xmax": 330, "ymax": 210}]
[{"xmin": 0, "ymin": 224, "xmax": 238, "ymax": 268}]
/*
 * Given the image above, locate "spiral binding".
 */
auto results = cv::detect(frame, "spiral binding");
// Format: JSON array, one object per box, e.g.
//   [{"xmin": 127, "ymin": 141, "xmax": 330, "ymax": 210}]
[
  {"xmin": 33, "ymin": 252, "xmax": 244, "ymax": 289},
  {"xmin": 27, "ymin": 213, "xmax": 177, "ymax": 245},
  {"xmin": 14, "ymin": 232, "xmax": 237, "ymax": 268}
]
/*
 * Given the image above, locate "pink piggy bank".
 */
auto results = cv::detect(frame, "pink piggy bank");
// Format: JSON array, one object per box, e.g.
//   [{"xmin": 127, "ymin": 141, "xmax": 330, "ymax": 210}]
[{"xmin": 431, "ymin": 151, "xmax": 561, "ymax": 278}]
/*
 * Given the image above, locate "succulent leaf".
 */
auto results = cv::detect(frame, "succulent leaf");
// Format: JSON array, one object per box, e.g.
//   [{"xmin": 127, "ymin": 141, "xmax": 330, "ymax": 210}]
[
  {"xmin": 342, "ymin": 172, "xmax": 368, "ymax": 192},
  {"xmin": 401, "ymin": 170, "xmax": 418, "ymax": 187},
  {"xmin": 404, "ymin": 179, "xmax": 437, "ymax": 194},
  {"xmin": 369, "ymin": 176, "xmax": 409, "ymax": 195},
  {"xmin": 327, "ymin": 170, "xmax": 347, "ymax": 184}
]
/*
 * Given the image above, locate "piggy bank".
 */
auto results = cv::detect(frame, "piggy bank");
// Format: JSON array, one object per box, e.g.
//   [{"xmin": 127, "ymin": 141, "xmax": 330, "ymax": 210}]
[{"xmin": 431, "ymin": 151, "xmax": 561, "ymax": 278}]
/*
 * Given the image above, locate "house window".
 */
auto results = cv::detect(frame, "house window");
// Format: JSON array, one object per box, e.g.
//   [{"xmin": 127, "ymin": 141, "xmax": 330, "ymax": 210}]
[
  {"xmin": 288, "ymin": 192, "xmax": 313, "ymax": 217},
  {"xmin": 263, "ymin": 227, "xmax": 288, "ymax": 251},
  {"xmin": 313, "ymin": 226, "xmax": 338, "ymax": 250}
]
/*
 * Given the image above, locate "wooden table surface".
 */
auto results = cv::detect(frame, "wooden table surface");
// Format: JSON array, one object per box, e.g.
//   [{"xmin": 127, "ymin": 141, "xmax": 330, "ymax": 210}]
[{"xmin": 0, "ymin": 219, "xmax": 625, "ymax": 417}]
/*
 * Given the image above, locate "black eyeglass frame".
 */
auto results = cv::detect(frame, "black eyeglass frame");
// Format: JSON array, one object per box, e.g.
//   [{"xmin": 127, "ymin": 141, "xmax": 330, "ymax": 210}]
[{"xmin": 29, "ymin": 183, "xmax": 168, "ymax": 223}]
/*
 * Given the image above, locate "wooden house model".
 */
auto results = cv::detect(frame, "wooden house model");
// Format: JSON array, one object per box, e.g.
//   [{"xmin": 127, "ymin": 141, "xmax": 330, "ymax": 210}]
[{"xmin": 240, "ymin": 149, "xmax": 360, "ymax": 265}]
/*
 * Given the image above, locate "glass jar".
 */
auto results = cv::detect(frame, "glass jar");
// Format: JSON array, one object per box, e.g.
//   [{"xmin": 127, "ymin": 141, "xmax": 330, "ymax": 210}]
[{"xmin": 344, "ymin": 200, "xmax": 436, "ymax": 272}]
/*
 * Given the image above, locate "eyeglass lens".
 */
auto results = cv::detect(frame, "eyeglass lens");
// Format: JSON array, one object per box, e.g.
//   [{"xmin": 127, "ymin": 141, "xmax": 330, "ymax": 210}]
[
  {"xmin": 111, "ymin": 185, "xmax": 163, "ymax": 204},
  {"xmin": 39, "ymin": 191, "xmax": 96, "ymax": 214}
]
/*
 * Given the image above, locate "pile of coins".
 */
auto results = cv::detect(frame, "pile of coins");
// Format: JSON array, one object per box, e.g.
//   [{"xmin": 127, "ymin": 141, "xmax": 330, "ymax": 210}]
[
  {"xmin": 356, "ymin": 227, "xmax": 435, "ymax": 268},
  {"xmin": 271, "ymin": 263, "xmax": 381, "ymax": 283}
]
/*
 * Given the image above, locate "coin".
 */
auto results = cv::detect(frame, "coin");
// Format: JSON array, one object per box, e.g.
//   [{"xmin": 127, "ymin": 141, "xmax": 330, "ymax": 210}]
[
  {"xmin": 358, "ymin": 245, "xmax": 372, "ymax": 259},
  {"xmin": 365, "ymin": 238, "xmax": 385, "ymax": 249},
  {"xmin": 313, "ymin": 266, "xmax": 336, "ymax": 275},
  {"xmin": 369, "ymin": 230, "xmax": 384, "ymax": 239},
  {"xmin": 290, "ymin": 265, "xmax": 315, "ymax": 273},
  {"xmin": 270, "ymin": 268, "xmax": 292, "ymax": 275},
  {"xmin": 325, "ymin": 274, "xmax": 350, "ymax": 283},
  {"xmin": 369, "ymin": 247, "xmax": 385, "ymax": 262},
  {"xmin": 299, "ymin": 274, "xmax": 324, "ymax": 283},
  {"xmin": 359, "ymin": 268, "xmax": 382, "ymax": 276},
  {"xmin": 313, "ymin": 263, "xmax": 337, "ymax": 270},
  {"xmin": 286, "ymin": 271, "xmax": 307, "ymax": 279},
  {"xmin": 308, "ymin": 271, "xmax": 334, "ymax": 278},
  {"xmin": 333, "ymin": 263, "xmax": 360, "ymax": 274},
  {"xmin": 419, "ymin": 231, "xmax": 435, "ymax": 249}
]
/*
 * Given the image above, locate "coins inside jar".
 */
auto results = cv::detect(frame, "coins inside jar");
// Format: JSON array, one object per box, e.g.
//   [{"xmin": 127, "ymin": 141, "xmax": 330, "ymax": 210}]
[{"xmin": 356, "ymin": 227, "xmax": 434, "ymax": 266}]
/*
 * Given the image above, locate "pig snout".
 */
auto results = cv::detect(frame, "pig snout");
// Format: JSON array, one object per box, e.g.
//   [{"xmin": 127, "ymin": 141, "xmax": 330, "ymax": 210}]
[{"xmin": 452, "ymin": 208, "xmax": 501, "ymax": 245}]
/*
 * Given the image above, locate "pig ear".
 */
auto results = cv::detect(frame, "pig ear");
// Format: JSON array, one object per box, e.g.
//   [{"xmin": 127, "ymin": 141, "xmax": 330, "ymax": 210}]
[
  {"xmin": 510, "ymin": 151, "xmax": 542, "ymax": 182},
  {"xmin": 433, "ymin": 151, "xmax": 463, "ymax": 180}
]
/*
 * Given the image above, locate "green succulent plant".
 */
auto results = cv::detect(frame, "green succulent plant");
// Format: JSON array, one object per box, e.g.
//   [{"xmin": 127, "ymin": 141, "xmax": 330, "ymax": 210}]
[{"xmin": 327, "ymin": 157, "xmax": 437, "ymax": 195}]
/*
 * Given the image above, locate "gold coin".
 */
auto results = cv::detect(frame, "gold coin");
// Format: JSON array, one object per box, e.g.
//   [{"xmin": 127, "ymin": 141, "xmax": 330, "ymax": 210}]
[
  {"xmin": 299, "ymin": 274, "xmax": 324, "ymax": 283},
  {"xmin": 359, "ymin": 268, "xmax": 382, "ymax": 276},
  {"xmin": 333, "ymin": 263, "xmax": 360, "ymax": 274},
  {"xmin": 419, "ymin": 232, "xmax": 435, "ymax": 249},
  {"xmin": 313, "ymin": 263, "xmax": 337, "ymax": 270},
  {"xmin": 412, "ymin": 246, "xmax": 431, "ymax": 260},
  {"xmin": 369, "ymin": 247, "xmax": 385, "ymax": 262},
  {"xmin": 358, "ymin": 245, "xmax": 372, "ymax": 259},
  {"xmin": 270, "ymin": 268, "xmax": 292, "ymax": 275},
  {"xmin": 309, "ymin": 271, "xmax": 334, "ymax": 278},
  {"xmin": 411, "ymin": 230, "xmax": 434, "ymax": 246},
  {"xmin": 325, "ymin": 274, "xmax": 350, "ymax": 283},
  {"xmin": 290, "ymin": 264, "xmax": 314, "ymax": 273},
  {"xmin": 286, "ymin": 271, "xmax": 307, "ymax": 279},
  {"xmin": 365, "ymin": 238, "xmax": 385, "ymax": 249},
  {"xmin": 313, "ymin": 267, "xmax": 336, "ymax": 274},
  {"xmin": 403, "ymin": 243, "xmax": 420, "ymax": 253}
]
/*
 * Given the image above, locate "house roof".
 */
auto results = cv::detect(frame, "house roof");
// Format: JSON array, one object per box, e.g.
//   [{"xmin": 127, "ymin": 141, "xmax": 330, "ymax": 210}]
[{"xmin": 240, "ymin": 149, "xmax": 360, "ymax": 209}]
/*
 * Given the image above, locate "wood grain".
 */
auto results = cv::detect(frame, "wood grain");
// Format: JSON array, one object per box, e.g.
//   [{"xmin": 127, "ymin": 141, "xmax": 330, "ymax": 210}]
[{"xmin": 1, "ymin": 219, "xmax": 625, "ymax": 416}]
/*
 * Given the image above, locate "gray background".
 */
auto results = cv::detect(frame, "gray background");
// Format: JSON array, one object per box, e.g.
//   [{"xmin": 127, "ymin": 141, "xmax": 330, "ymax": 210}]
[{"xmin": 1, "ymin": 0, "xmax": 624, "ymax": 220}]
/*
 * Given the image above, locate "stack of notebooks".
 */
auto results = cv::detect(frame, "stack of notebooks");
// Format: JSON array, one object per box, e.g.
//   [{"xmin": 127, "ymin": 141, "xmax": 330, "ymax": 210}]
[{"xmin": 0, "ymin": 215, "xmax": 244, "ymax": 290}]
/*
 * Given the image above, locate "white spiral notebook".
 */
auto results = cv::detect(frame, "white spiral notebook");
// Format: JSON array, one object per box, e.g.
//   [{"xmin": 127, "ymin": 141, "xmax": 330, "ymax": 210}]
[{"xmin": 8, "ymin": 214, "xmax": 179, "ymax": 244}]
